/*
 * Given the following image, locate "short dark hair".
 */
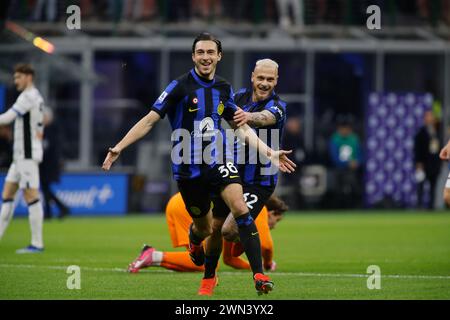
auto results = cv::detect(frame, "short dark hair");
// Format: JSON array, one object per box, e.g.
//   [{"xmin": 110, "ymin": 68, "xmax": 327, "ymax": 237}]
[
  {"xmin": 192, "ymin": 32, "xmax": 222, "ymax": 54},
  {"xmin": 265, "ymin": 195, "xmax": 288, "ymax": 216},
  {"xmin": 14, "ymin": 63, "xmax": 35, "ymax": 77}
]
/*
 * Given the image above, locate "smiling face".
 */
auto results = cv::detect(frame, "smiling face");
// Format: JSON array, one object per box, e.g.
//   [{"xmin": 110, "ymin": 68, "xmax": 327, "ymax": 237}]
[
  {"xmin": 251, "ymin": 63, "xmax": 278, "ymax": 102},
  {"xmin": 192, "ymin": 40, "xmax": 222, "ymax": 80}
]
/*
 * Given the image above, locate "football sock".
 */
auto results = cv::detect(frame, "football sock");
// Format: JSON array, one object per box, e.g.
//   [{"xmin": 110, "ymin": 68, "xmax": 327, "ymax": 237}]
[
  {"xmin": 189, "ymin": 224, "xmax": 204, "ymax": 246},
  {"xmin": 223, "ymin": 241, "xmax": 251, "ymax": 270},
  {"xmin": 151, "ymin": 250, "xmax": 163, "ymax": 265},
  {"xmin": 28, "ymin": 199, "xmax": 44, "ymax": 248},
  {"xmin": 0, "ymin": 199, "xmax": 14, "ymax": 240},
  {"xmin": 204, "ymin": 254, "xmax": 220, "ymax": 279},
  {"xmin": 235, "ymin": 212, "xmax": 264, "ymax": 275}
]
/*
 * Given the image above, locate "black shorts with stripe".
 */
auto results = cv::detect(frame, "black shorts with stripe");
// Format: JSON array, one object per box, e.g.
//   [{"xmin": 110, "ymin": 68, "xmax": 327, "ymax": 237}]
[
  {"xmin": 177, "ymin": 162, "xmax": 242, "ymax": 218},
  {"xmin": 212, "ymin": 183, "xmax": 274, "ymax": 219}
]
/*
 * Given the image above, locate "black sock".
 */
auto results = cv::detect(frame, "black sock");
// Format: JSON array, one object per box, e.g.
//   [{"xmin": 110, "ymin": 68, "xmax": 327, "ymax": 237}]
[
  {"xmin": 204, "ymin": 255, "xmax": 220, "ymax": 279},
  {"xmin": 189, "ymin": 224, "xmax": 204, "ymax": 246},
  {"xmin": 235, "ymin": 213, "xmax": 263, "ymax": 275}
]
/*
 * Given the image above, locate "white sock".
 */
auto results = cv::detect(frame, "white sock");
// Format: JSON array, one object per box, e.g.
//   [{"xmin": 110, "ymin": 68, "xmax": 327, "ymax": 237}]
[
  {"xmin": 0, "ymin": 200, "xmax": 15, "ymax": 240},
  {"xmin": 28, "ymin": 200, "xmax": 44, "ymax": 248},
  {"xmin": 151, "ymin": 251, "xmax": 163, "ymax": 266}
]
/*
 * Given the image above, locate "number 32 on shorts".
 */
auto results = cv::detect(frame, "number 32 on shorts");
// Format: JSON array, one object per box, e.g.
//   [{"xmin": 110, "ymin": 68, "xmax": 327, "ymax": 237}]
[{"xmin": 243, "ymin": 193, "xmax": 258, "ymax": 209}]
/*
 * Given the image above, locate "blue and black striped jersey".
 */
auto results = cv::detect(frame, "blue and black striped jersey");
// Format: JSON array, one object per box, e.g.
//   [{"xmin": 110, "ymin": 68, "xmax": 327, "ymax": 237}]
[
  {"xmin": 233, "ymin": 88, "xmax": 287, "ymax": 188},
  {"xmin": 151, "ymin": 68, "xmax": 238, "ymax": 180}
]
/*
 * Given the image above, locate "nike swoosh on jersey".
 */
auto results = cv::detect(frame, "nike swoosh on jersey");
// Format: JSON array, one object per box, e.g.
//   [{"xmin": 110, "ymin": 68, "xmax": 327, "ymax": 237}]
[
  {"xmin": 188, "ymin": 108, "xmax": 199, "ymax": 112},
  {"xmin": 230, "ymin": 175, "xmax": 239, "ymax": 178},
  {"xmin": 251, "ymin": 232, "xmax": 259, "ymax": 236}
]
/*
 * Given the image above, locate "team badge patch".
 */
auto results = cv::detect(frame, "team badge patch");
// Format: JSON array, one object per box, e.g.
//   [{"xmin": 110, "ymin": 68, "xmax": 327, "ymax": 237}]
[
  {"xmin": 270, "ymin": 105, "xmax": 283, "ymax": 118},
  {"xmin": 217, "ymin": 101, "xmax": 224, "ymax": 115}
]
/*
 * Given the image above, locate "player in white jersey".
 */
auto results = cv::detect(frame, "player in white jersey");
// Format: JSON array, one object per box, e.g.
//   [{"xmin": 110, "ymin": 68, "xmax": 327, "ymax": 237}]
[
  {"xmin": 440, "ymin": 139, "xmax": 450, "ymax": 207},
  {"xmin": 0, "ymin": 64, "xmax": 45, "ymax": 253}
]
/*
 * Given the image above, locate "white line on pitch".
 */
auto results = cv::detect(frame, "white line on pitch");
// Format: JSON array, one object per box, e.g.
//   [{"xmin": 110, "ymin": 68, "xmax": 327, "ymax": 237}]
[{"xmin": 0, "ymin": 263, "xmax": 449, "ymax": 280}]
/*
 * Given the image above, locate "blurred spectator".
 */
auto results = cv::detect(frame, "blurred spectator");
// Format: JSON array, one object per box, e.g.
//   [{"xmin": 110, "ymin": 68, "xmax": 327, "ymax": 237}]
[
  {"xmin": 309, "ymin": 0, "xmax": 345, "ymax": 25},
  {"xmin": 222, "ymin": 0, "xmax": 252, "ymax": 23},
  {"xmin": 80, "ymin": 0, "xmax": 109, "ymax": 21},
  {"xmin": 328, "ymin": 114, "xmax": 362, "ymax": 208},
  {"xmin": 414, "ymin": 110, "xmax": 442, "ymax": 210},
  {"xmin": 32, "ymin": 0, "xmax": 57, "ymax": 22},
  {"xmin": 0, "ymin": 126, "xmax": 12, "ymax": 169},
  {"xmin": 167, "ymin": 0, "xmax": 191, "ymax": 22},
  {"xmin": 277, "ymin": 0, "xmax": 303, "ymax": 28},
  {"xmin": 191, "ymin": 0, "xmax": 222, "ymax": 23},
  {"xmin": 122, "ymin": 0, "xmax": 157, "ymax": 22},
  {"xmin": 39, "ymin": 108, "xmax": 70, "ymax": 219},
  {"xmin": 417, "ymin": 0, "xmax": 450, "ymax": 26},
  {"xmin": 281, "ymin": 116, "xmax": 306, "ymax": 209}
]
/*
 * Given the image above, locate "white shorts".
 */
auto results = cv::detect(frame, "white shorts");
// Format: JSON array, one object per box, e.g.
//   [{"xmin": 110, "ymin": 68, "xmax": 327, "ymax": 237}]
[
  {"xmin": 5, "ymin": 159, "xmax": 40, "ymax": 190},
  {"xmin": 446, "ymin": 172, "xmax": 450, "ymax": 189}
]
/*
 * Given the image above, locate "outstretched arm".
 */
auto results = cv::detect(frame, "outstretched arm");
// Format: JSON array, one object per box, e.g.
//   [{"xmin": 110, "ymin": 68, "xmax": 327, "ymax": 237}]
[
  {"xmin": 0, "ymin": 109, "xmax": 18, "ymax": 126},
  {"xmin": 233, "ymin": 109, "xmax": 276, "ymax": 128},
  {"xmin": 102, "ymin": 110, "xmax": 161, "ymax": 170},
  {"xmin": 440, "ymin": 139, "xmax": 450, "ymax": 160},
  {"xmin": 230, "ymin": 122, "xmax": 296, "ymax": 173}
]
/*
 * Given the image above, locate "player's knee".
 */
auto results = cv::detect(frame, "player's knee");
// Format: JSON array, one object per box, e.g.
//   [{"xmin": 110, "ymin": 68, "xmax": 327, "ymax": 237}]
[
  {"xmin": 23, "ymin": 189, "xmax": 39, "ymax": 203},
  {"xmin": 222, "ymin": 227, "xmax": 238, "ymax": 242},
  {"xmin": 195, "ymin": 225, "xmax": 213, "ymax": 239},
  {"xmin": 2, "ymin": 187, "xmax": 16, "ymax": 200},
  {"xmin": 229, "ymin": 200, "xmax": 249, "ymax": 217},
  {"xmin": 444, "ymin": 189, "xmax": 450, "ymax": 207},
  {"xmin": 211, "ymin": 220, "xmax": 224, "ymax": 234}
]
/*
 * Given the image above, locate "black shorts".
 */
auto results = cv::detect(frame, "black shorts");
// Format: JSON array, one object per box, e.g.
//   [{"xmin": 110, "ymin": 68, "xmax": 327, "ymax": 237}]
[
  {"xmin": 177, "ymin": 162, "xmax": 242, "ymax": 218},
  {"xmin": 212, "ymin": 184, "xmax": 274, "ymax": 219}
]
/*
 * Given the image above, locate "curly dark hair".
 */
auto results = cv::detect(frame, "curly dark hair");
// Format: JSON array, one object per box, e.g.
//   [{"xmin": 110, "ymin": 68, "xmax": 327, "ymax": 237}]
[
  {"xmin": 14, "ymin": 63, "xmax": 35, "ymax": 77},
  {"xmin": 265, "ymin": 195, "xmax": 288, "ymax": 216},
  {"xmin": 192, "ymin": 32, "xmax": 222, "ymax": 54}
]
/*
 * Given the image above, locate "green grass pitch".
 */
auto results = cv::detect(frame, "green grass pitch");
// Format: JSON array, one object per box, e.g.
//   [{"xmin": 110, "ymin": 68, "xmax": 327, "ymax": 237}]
[{"xmin": 0, "ymin": 211, "xmax": 449, "ymax": 300}]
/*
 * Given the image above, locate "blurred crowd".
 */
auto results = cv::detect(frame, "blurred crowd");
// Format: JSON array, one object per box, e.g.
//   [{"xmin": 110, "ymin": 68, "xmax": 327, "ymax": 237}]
[{"xmin": 6, "ymin": 0, "xmax": 450, "ymax": 27}]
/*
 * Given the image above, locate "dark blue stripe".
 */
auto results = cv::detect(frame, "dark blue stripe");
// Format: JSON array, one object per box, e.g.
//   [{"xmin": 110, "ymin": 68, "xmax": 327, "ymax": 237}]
[
  {"xmin": 12, "ymin": 107, "xmax": 23, "ymax": 116},
  {"xmin": 235, "ymin": 213, "xmax": 254, "ymax": 227},
  {"xmin": 190, "ymin": 69, "xmax": 215, "ymax": 87},
  {"xmin": 211, "ymin": 89, "xmax": 222, "ymax": 164},
  {"xmin": 244, "ymin": 164, "xmax": 256, "ymax": 184}
]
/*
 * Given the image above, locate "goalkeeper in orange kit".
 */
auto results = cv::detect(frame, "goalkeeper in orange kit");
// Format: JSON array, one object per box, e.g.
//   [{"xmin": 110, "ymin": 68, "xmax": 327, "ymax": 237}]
[{"xmin": 127, "ymin": 192, "xmax": 287, "ymax": 273}]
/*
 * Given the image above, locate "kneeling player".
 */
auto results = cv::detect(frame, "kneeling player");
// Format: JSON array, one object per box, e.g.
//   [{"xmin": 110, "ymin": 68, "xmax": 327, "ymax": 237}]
[
  {"xmin": 444, "ymin": 162, "xmax": 450, "ymax": 208},
  {"xmin": 440, "ymin": 140, "xmax": 450, "ymax": 207},
  {"xmin": 127, "ymin": 193, "xmax": 286, "ymax": 272}
]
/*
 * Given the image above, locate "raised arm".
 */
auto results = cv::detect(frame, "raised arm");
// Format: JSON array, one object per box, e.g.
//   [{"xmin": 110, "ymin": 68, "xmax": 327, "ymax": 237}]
[
  {"xmin": 0, "ymin": 109, "xmax": 18, "ymax": 126},
  {"xmin": 440, "ymin": 139, "xmax": 450, "ymax": 160},
  {"xmin": 230, "ymin": 121, "xmax": 296, "ymax": 173},
  {"xmin": 102, "ymin": 110, "xmax": 161, "ymax": 170}
]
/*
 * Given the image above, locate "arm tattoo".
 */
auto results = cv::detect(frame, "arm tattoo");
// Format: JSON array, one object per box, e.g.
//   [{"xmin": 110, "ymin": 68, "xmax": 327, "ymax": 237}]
[{"xmin": 248, "ymin": 110, "xmax": 276, "ymax": 127}]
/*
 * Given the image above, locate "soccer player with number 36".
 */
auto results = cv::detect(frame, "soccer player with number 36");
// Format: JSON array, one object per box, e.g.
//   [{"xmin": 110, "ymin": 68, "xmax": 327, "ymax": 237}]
[{"xmin": 102, "ymin": 33, "xmax": 296, "ymax": 296}]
